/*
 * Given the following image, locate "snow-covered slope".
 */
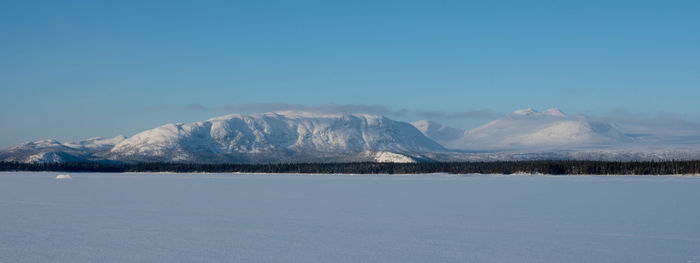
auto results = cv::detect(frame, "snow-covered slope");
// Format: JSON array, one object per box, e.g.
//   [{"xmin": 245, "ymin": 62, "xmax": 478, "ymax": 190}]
[
  {"xmin": 0, "ymin": 136, "xmax": 126, "ymax": 163},
  {"xmin": 448, "ymin": 108, "xmax": 630, "ymax": 150},
  {"xmin": 411, "ymin": 120, "xmax": 464, "ymax": 145},
  {"xmin": 369, "ymin": 151, "xmax": 417, "ymax": 163},
  {"xmin": 63, "ymin": 136, "xmax": 127, "ymax": 151},
  {"xmin": 105, "ymin": 111, "xmax": 444, "ymax": 163}
]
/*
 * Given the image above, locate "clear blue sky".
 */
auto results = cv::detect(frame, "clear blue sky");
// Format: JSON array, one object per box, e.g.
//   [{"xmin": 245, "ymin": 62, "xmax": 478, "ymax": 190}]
[{"xmin": 1, "ymin": 0, "xmax": 699, "ymax": 147}]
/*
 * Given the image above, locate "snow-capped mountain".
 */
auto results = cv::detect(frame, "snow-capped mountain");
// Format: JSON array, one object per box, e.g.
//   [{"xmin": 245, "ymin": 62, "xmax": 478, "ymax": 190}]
[
  {"xmin": 63, "ymin": 136, "xmax": 127, "ymax": 151},
  {"xmin": 0, "ymin": 136, "xmax": 126, "ymax": 163},
  {"xmin": 447, "ymin": 108, "xmax": 630, "ymax": 150},
  {"xmin": 411, "ymin": 120, "xmax": 464, "ymax": 145},
  {"xmin": 106, "ymin": 111, "xmax": 443, "ymax": 163},
  {"xmin": 0, "ymin": 111, "xmax": 443, "ymax": 163}
]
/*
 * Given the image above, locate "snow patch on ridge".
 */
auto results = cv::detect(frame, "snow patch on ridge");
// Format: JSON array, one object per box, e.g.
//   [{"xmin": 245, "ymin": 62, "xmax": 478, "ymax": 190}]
[{"xmin": 372, "ymin": 151, "xmax": 416, "ymax": 163}]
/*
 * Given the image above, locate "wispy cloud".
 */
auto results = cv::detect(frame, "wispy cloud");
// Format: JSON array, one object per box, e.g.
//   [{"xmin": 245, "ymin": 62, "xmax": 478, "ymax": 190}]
[
  {"xmin": 143, "ymin": 102, "xmax": 498, "ymax": 121},
  {"xmin": 217, "ymin": 103, "xmax": 399, "ymax": 116},
  {"xmin": 185, "ymin": 104, "xmax": 208, "ymax": 111},
  {"xmin": 586, "ymin": 108, "xmax": 700, "ymax": 137},
  {"xmin": 414, "ymin": 109, "xmax": 499, "ymax": 120}
]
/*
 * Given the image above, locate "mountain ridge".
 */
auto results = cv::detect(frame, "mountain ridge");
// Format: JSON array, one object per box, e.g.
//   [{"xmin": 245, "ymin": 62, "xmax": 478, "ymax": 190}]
[
  {"xmin": 1, "ymin": 111, "xmax": 442, "ymax": 163},
  {"xmin": 4, "ymin": 109, "xmax": 700, "ymax": 163}
]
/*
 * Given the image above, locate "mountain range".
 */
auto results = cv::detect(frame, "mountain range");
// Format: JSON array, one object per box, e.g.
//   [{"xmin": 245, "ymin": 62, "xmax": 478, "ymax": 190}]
[
  {"xmin": 3, "ymin": 109, "xmax": 700, "ymax": 163},
  {"xmin": 1, "ymin": 112, "xmax": 441, "ymax": 163}
]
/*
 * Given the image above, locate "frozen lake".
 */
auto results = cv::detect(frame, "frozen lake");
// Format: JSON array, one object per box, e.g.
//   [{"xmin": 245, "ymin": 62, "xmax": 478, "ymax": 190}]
[{"xmin": 1, "ymin": 172, "xmax": 700, "ymax": 262}]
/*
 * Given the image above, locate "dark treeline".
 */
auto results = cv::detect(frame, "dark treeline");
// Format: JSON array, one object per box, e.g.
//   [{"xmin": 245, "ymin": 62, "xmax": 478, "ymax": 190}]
[{"xmin": 2, "ymin": 160, "xmax": 700, "ymax": 175}]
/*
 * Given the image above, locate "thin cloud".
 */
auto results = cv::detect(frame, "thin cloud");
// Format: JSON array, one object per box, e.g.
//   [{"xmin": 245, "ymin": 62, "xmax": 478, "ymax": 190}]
[
  {"xmin": 140, "ymin": 104, "xmax": 210, "ymax": 111},
  {"xmin": 216, "ymin": 103, "xmax": 307, "ymax": 113},
  {"xmin": 185, "ymin": 104, "xmax": 208, "ymax": 111},
  {"xmin": 143, "ymin": 102, "xmax": 499, "ymax": 121},
  {"xmin": 216, "ymin": 103, "xmax": 497, "ymax": 120},
  {"xmin": 216, "ymin": 103, "xmax": 398, "ymax": 116},
  {"xmin": 584, "ymin": 108, "xmax": 700, "ymax": 137},
  {"xmin": 140, "ymin": 105, "xmax": 175, "ymax": 111},
  {"xmin": 415, "ymin": 109, "xmax": 499, "ymax": 120}
]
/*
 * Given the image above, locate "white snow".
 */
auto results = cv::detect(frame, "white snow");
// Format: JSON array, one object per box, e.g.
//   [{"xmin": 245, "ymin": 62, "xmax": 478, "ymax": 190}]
[
  {"xmin": 27, "ymin": 152, "xmax": 64, "ymax": 163},
  {"xmin": 1, "ymin": 172, "xmax": 699, "ymax": 263},
  {"xmin": 109, "ymin": 111, "xmax": 443, "ymax": 162},
  {"xmin": 448, "ymin": 108, "xmax": 629, "ymax": 150},
  {"xmin": 1, "ymin": 136, "xmax": 127, "ymax": 163},
  {"xmin": 408, "ymin": 108, "xmax": 700, "ymax": 160},
  {"xmin": 512, "ymin": 107, "xmax": 538, "ymax": 116},
  {"xmin": 63, "ymin": 135, "xmax": 126, "ymax": 150},
  {"xmin": 55, "ymin": 174, "xmax": 71, "ymax": 179},
  {"xmin": 542, "ymin": 108, "xmax": 566, "ymax": 117},
  {"xmin": 371, "ymin": 151, "xmax": 416, "ymax": 163},
  {"xmin": 7, "ymin": 139, "xmax": 63, "ymax": 150}
]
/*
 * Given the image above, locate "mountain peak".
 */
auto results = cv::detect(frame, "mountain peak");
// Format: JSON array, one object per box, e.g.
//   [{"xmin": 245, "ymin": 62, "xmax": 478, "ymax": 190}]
[
  {"xmin": 512, "ymin": 108, "xmax": 537, "ymax": 116},
  {"xmin": 411, "ymin": 120, "xmax": 465, "ymax": 145},
  {"xmin": 411, "ymin": 120, "xmax": 439, "ymax": 132},
  {"xmin": 452, "ymin": 108, "xmax": 626, "ymax": 150},
  {"xmin": 14, "ymin": 139, "xmax": 63, "ymax": 149},
  {"xmin": 543, "ymin": 108, "xmax": 566, "ymax": 117}
]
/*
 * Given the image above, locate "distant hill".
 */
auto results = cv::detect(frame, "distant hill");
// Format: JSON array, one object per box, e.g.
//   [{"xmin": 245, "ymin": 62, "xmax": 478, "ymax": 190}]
[{"xmin": 448, "ymin": 108, "xmax": 630, "ymax": 150}]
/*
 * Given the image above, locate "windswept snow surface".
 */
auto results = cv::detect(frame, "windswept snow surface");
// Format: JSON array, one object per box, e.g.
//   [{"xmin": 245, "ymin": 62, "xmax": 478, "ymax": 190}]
[{"xmin": 2, "ymin": 172, "xmax": 700, "ymax": 263}]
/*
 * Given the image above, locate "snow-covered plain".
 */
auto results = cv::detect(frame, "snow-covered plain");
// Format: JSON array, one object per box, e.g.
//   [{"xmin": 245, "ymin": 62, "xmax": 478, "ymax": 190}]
[{"xmin": 1, "ymin": 172, "xmax": 699, "ymax": 262}]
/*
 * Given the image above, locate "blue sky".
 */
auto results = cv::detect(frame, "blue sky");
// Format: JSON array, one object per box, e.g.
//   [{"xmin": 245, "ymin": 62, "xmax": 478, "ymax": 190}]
[{"xmin": 1, "ymin": 0, "xmax": 699, "ymax": 147}]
